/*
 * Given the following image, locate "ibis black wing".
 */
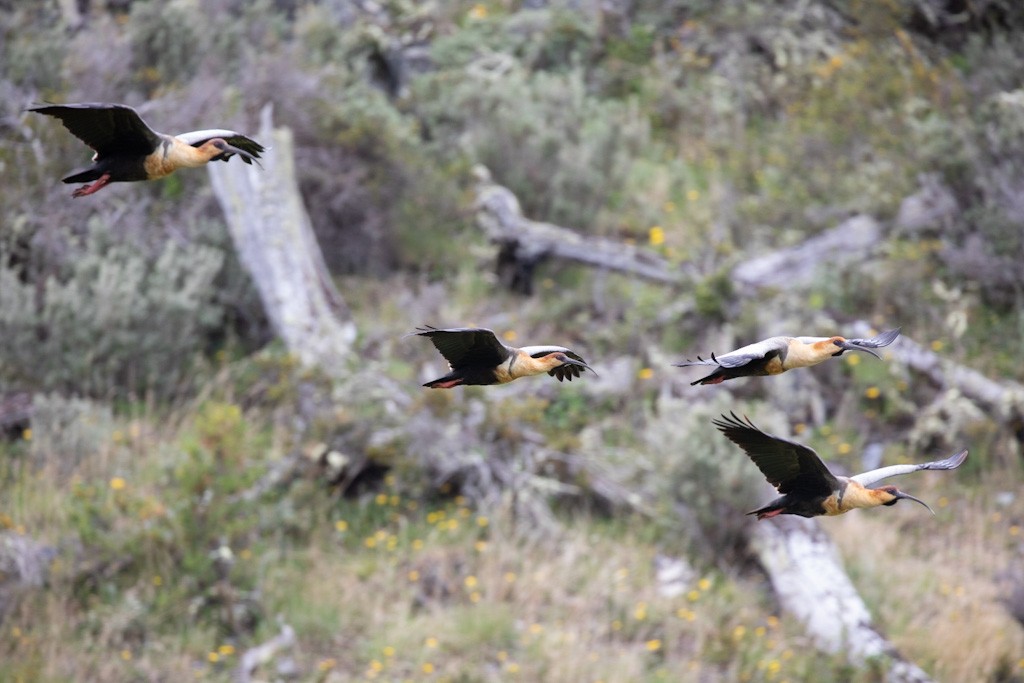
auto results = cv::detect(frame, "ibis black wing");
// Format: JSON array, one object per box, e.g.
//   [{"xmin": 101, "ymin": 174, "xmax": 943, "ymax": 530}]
[
  {"xmin": 176, "ymin": 129, "xmax": 266, "ymax": 164},
  {"xmin": 29, "ymin": 103, "xmax": 161, "ymax": 158},
  {"xmin": 713, "ymin": 412, "xmax": 838, "ymax": 497},
  {"xmin": 414, "ymin": 326, "xmax": 511, "ymax": 369}
]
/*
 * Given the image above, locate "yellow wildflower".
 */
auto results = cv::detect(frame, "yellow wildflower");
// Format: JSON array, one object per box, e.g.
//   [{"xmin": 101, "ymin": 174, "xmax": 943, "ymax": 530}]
[{"xmin": 648, "ymin": 226, "xmax": 665, "ymax": 246}]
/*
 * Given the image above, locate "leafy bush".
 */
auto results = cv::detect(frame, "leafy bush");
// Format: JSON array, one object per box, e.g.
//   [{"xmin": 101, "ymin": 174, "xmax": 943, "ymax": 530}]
[
  {"xmin": 0, "ymin": 220, "xmax": 226, "ymax": 398},
  {"xmin": 414, "ymin": 62, "xmax": 650, "ymax": 232},
  {"xmin": 631, "ymin": 394, "xmax": 771, "ymax": 560}
]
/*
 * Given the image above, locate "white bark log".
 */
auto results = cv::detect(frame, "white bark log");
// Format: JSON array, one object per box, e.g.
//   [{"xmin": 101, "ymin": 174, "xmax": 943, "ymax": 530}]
[
  {"xmin": 473, "ymin": 166, "xmax": 686, "ymax": 286},
  {"xmin": 849, "ymin": 321, "xmax": 1024, "ymax": 421},
  {"xmin": 235, "ymin": 618, "xmax": 296, "ymax": 683},
  {"xmin": 208, "ymin": 106, "xmax": 356, "ymax": 377},
  {"xmin": 732, "ymin": 215, "xmax": 882, "ymax": 290},
  {"xmin": 749, "ymin": 517, "xmax": 934, "ymax": 683}
]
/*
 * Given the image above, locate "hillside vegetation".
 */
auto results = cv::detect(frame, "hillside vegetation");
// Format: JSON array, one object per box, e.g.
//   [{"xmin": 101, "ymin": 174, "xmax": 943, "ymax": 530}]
[{"xmin": 1, "ymin": 1, "xmax": 1024, "ymax": 681}]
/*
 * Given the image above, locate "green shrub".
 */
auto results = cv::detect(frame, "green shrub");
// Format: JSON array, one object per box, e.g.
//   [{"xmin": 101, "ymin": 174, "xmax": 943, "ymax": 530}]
[
  {"xmin": 631, "ymin": 395, "xmax": 771, "ymax": 560},
  {"xmin": 0, "ymin": 220, "xmax": 226, "ymax": 398},
  {"xmin": 414, "ymin": 63, "xmax": 650, "ymax": 232}
]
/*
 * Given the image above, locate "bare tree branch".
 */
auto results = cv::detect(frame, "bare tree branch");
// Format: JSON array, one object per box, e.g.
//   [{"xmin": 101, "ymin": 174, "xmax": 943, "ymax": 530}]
[{"xmin": 473, "ymin": 166, "xmax": 686, "ymax": 293}]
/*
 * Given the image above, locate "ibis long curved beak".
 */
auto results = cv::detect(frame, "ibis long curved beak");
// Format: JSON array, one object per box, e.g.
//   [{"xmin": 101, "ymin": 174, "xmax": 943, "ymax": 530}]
[
  {"xmin": 223, "ymin": 144, "xmax": 263, "ymax": 168},
  {"xmin": 564, "ymin": 357, "xmax": 598, "ymax": 377},
  {"xmin": 895, "ymin": 491, "xmax": 934, "ymax": 515},
  {"xmin": 837, "ymin": 340, "xmax": 882, "ymax": 359}
]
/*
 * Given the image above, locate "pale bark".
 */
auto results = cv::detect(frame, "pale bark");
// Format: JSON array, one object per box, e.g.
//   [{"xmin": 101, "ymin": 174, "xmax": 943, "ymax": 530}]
[
  {"xmin": 473, "ymin": 166, "xmax": 685, "ymax": 290},
  {"xmin": 208, "ymin": 106, "xmax": 356, "ymax": 377},
  {"xmin": 235, "ymin": 618, "xmax": 297, "ymax": 683},
  {"xmin": 749, "ymin": 518, "xmax": 934, "ymax": 683},
  {"xmin": 732, "ymin": 215, "xmax": 882, "ymax": 290},
  {"xmin": 849, "ymin": 320, "xmax": 1024, "ymax": 421}
]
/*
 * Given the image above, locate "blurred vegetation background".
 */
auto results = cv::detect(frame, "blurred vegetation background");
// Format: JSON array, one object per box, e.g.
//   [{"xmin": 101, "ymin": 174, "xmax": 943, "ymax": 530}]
[{"xmin": 1, "ymin": 0, "xmax": 1024, "ymax": 681}]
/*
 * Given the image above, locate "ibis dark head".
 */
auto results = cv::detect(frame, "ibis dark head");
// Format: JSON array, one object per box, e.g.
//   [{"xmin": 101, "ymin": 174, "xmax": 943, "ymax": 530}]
[
  {"xmin": 832, "ymin": 327, "xmax": 902, "ymax": 359},
  {"xmin": 206, "ymin": 138, "xmax": 262, "ymax": 166},
  {"xmin": 551, "ymin": 352, "xmax": 596, "ymax": 375},
  {"xmin": 833, "ymin": 338, "xmax": 881, "ymax": 359},
  {"xmin": 876, "ymin": 485, "xmax": 934, "ymax": 514}
]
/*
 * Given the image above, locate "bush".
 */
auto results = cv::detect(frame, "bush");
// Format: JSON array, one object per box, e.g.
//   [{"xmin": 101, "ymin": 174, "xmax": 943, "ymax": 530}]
[
  {"xmin": 0, "ymin": 220, "xmax": 226, "ymax": 398},
  {"xmin": 414, "ymin": 62, "xmax": 650, "ymax": 232}
]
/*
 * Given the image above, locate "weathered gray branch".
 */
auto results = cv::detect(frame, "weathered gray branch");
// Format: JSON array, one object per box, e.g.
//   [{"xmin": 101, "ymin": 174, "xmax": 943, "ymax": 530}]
[
  {"xmin": 0, "ymin": 532, "xmax": 57, "ymax": 620},
  {"xmin": 209, "ymin": 106, "xmax": 356, "ymax": 377},
  {"xmin": 850, "ymin": 321, "xmax": 1024, "ymax": 423},
  {"xmin": 749, "ymin": 518, "xmax": 933, "ymax": 683},
  {"xmin": 235, "ymin": 618, "xmax": 297, "ymax": 683},
  {"xmin": 732, "ymin": 215, "xmax": 883, "ymax": 291},
  {"xmin": 473, "ymin": 166, "xmax": 685, "ymax": 292}
]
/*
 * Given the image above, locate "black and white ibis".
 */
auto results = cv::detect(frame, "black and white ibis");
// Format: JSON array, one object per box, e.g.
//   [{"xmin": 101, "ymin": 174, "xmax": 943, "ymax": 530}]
[
  {"xmin": 29, "ymin": 102, "xmax": 264, "ymax": 197},
  {"xmin": 713, "ymin": 412, "xmax": 968, "ymax": 519},
  {"xmin": 413, "ymin": 326, "xmax": 594, "ymax": 388},
  {"xmin": 676, "ymin": 328, "xmax": 900, "ymax": 385}
]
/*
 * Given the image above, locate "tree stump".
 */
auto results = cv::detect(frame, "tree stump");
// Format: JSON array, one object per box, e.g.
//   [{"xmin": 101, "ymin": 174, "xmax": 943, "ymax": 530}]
[{"xmin": 208, "ymin": 106, "xmax": 356, "ymax": 377}]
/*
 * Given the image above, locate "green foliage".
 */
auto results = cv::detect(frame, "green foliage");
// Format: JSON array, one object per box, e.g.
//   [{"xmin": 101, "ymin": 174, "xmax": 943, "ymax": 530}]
[
  {"xmin": 0, "ymin": 10, "xmax": 66, "ymax": 93},
  {"xmin": 637, "ymin": 395, "xmax": 768, "ymax": 559},
  {"xmin": 127, "ymin": 1, "xmax": 205, "ymax": 88},
  {"xmin": 27, "ymin": 394, "xmax": 114, "ymax": 475},
  {"xmin": 0, "ymin": 221, "xmax": 226, "ymax": 398},
  {"xmin": 414, "ymin": 63, "xmax": 650, "ymax": 232}
]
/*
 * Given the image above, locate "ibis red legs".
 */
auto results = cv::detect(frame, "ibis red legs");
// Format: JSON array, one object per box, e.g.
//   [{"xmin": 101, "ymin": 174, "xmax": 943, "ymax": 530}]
[
  {"xmin": 712, "ymin": 412, "xmax": 967, "ymax": 519},
  {"xmin": 29, "ymin": 102, "xmax": 264, "ymax": 197},
  {"xmin": 412, "ymin": 326, "xmax": 594, "ymax": 388},
  {"xmin": 675, "ymin": 328, "xmax": 900, "ymax": 385}
]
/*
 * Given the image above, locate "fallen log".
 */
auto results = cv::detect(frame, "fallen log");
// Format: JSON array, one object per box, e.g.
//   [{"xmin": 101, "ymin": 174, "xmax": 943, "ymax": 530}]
[
  {"xmin": 749, "ymin": 517, "xmax": 933, "ymax": 683},
  {"xmin": 849, "ymin": 320, "xmax": 1024, "ymax": 424},
  {"xmin": 235, "ymin": 617, "xmax": 297, "ymax": 683},
  {"xmin": 0, "ymin": 532, "xmax": 58, "ymax": 620},
  {"xmin": 732, "ymin": 215, "xmax": 883, "ymax": 291},
  {"xmin": 473, "ymin": 166, "xmax": 685, "ymax": 294}
]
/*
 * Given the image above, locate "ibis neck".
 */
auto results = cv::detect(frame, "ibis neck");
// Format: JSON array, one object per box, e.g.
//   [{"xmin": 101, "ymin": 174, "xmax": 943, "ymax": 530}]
[
  {"xmin": 507, "ymin": 349, "xmax": 560, "ymax": 380},
  {"xmin": 145, "ymin": 137, "xmax": 215, "ymax": 179},
  {"xmin": 832, "ymin": 479, "xmax": 892, "ymax": 514},
  {"xmin": 782, "ymin": 337, "xmax": 840, "ymax": 370}
]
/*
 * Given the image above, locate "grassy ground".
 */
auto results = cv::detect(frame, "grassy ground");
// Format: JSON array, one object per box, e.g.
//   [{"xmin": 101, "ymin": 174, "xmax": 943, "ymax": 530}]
[{"xmin": 2, "ymin": 284, "xmax": 1023, "ymax": 682}]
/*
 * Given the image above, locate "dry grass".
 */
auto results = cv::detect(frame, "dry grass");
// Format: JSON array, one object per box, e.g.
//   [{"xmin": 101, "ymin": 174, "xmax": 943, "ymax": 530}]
[
  {"xmin": 829, "ymin": 468, "xmax": 1024, "ymax": 682},
  {"xmin": 0, "ymin": 394, "xmax": 873, "ymax": 683}
]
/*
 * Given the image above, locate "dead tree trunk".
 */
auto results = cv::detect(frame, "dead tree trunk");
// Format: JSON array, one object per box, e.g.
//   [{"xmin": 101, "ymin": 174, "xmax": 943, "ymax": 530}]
[
  {"xmin": 749, "ymin": 518, "xmax": 933, "ymax": 683},
  {"xmin": 208, "ymin": 106, "xmax": 356, "ymax": 377}
]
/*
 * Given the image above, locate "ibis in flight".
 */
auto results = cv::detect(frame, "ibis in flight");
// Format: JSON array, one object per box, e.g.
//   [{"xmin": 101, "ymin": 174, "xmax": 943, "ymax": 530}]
[
  {"xmin": 413, "ymin": 326, "xmax": 594, "ymax": 388},
  {"xmin": 676, "ymin": 328, "xmax": 900, "ymax": 385},
  {"xmin": 713, "ymin": 412, "xmax": 968, "ymax": 519},
  {"xmin": 29, "ymin": 103, "xmax": 264, "ymax": 197}
]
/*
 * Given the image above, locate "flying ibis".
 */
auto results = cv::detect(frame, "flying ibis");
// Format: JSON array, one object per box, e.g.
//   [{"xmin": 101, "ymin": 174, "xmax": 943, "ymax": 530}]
[
  {"xmin": 713, "ymin": 412, "xmax": 968, "ymax": 519},
  {"xmin": 29, "ymin": 103, "xmax": 264, "ymax": 197},
  {"xmin": 676, "ymin": 328, "xmax": 900, "ymax": 385},
  {"xmin": 413, "ymin": 326, "xmax": 594, "ymax": 388}
]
